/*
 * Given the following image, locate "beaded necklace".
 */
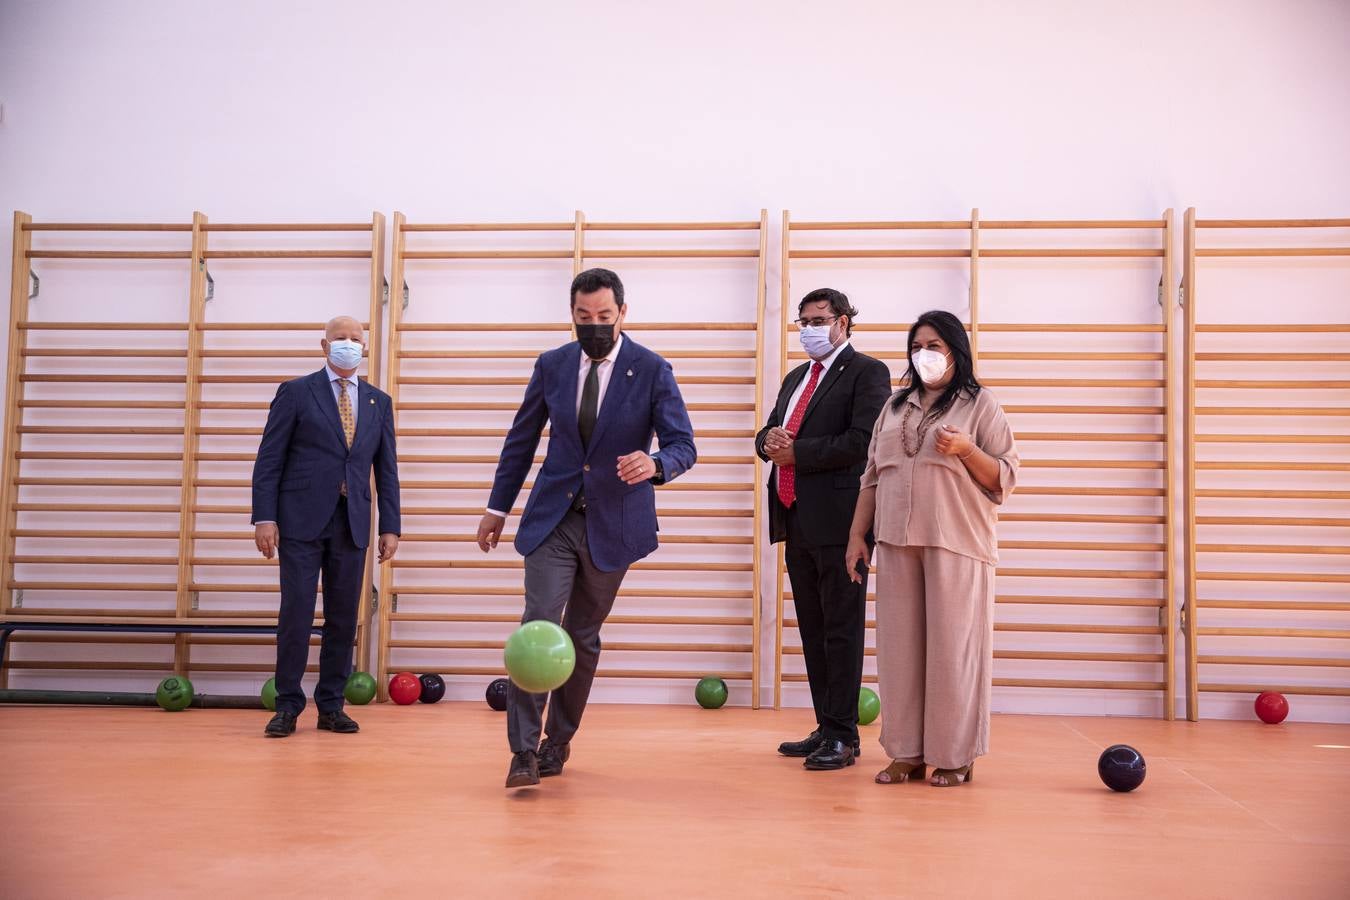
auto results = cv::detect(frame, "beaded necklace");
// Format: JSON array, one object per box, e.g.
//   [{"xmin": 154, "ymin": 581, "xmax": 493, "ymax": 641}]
[{"xmin": 900, "ymin": 400, "xmax": 936, "ymax": 457}]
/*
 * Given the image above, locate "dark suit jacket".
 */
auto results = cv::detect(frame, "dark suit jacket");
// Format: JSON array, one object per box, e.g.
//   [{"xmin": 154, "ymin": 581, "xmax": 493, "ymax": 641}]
[
  {"xmin": 250, "ymin": 369, "xmax": 401, "ymax": 548},
  {"xmin": 755, "ymin": 344, "xmax": 892, "ymax": 546},
  {"xmin": 487, "ymin": 336, "xmax": 698, "ymax": 573}
]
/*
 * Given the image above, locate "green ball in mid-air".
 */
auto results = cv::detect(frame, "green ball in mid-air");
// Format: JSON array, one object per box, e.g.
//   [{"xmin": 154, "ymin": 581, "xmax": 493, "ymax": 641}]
[
  {"xmin": 858, "ymin": 686, "xmax": 881, "ymax": 726},
  {"xmin": 695, "ymin": 676, "xmax": 729, "ymax": 709},
  {"xmin": 155, "ymin": 676, "xmax": 194, "ymax": 712},
  {"xmin": 504, "ymin": 620, "xmax": 576, "ymax": 694}
]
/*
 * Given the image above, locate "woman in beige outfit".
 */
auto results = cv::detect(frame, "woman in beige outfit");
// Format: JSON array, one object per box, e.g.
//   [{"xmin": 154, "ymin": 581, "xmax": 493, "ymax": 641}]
[{"xmin": 845, "ymin": 310, "xmax": 1019, "ymax": 787}]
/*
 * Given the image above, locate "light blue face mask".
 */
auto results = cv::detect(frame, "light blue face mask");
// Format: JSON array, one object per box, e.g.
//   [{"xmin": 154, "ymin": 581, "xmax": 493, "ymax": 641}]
[
  {"xmin": 799, "ymin": 324, "xmax": 835, "ymax": 360},
  {"xmin": 327, "ymin": 338, "xmax": 363, "ymax": 370}
]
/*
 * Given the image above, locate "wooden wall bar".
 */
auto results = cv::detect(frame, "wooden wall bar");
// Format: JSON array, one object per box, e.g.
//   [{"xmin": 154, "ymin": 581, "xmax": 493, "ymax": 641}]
[
  {"xmin": 1182, "ymin": 212, "xmax": 1350, "ymax": 719},
  {"xmin": 777, "ymin": 211, "xmax": 1178, "ymax": 716},
  {"xmin": 379, "ymin": 211, "xmax": 768, "ymax": 704},
  {"xmin": 1, "ymin": 213, "xmax": 385, "ymax": 686},
  {"xmin": 5, "ymin": 206, "xmax": 1345, "ymax": 721}
]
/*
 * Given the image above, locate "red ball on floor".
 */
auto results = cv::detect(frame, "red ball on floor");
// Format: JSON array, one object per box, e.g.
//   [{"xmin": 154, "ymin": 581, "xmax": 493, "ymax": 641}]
[
  {"xmin": 1254, "ymin": 691, "xmax": 1289, "ymax": 724},
  {"xmin": 388, "ymin": 671, "xmax": 422, "ymax": 705}
]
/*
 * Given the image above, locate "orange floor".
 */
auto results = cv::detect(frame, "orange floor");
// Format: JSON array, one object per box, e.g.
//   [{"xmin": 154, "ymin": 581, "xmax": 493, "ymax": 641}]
[{"xmin": 2, "ymin": 702, "xmax": 1348, "ymax": 899}]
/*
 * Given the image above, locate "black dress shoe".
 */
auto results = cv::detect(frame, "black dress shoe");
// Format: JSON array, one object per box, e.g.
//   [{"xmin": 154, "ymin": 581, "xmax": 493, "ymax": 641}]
[
  {"xmin": 538, "ymin": 739, "xmax": 571, "ymax": 777},
  {"xmin": 778, "ymin": 730, "xmax": 824, "ymax": 757},
  {"xmin": 506, "ymin": 750, "xmax": 540, "ymax": 788},
  {"xmin": 264, "ymin": 711, "xmax": 297, "ymax": 738},
  {"xmin": 317, "ymin": 710, "xmax": 359, "ymax": 733},
  {"xmin": 804, "ymin": 738, "xmax": 856, "ymax": 770}
]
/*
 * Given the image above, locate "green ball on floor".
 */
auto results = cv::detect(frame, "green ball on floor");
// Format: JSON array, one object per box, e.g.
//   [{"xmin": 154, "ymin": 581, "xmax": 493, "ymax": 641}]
[
  {"xmin": 155, "ymin": 676, "xmax": 194, "ymax": 712},
  {"xmin": 344, "ymin": 671, "xmax": 378, "ymax": 705},
  {"xmin": 858, "ymin": 686, "xmax": 880, "ymax": 726},
  {"xmin": 695, "ymin": 676, "xmax": 728, "ymax": 709},
  {"xmin": 260, "ymin": 677, "xmax": 277, "ymax": 711}
]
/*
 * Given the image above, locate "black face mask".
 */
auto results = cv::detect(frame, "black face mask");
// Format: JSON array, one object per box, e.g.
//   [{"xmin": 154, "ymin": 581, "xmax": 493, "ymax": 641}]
[{"xmin": 576, "ymin": 323, "xmax": 618, "ymax": 360}]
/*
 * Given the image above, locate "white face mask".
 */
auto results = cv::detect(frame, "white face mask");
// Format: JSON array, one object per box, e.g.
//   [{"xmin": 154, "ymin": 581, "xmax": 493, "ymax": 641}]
[
  {"xmin": 327, "ymin": 338, "xmax": 363, "ymax": 370},
  {"xmin": 911, "ymin": 348, "xmax": 950, "ymax": 385},
  {"xmin": 799, "ymin": 324, "xmax": 836, "ymax": 359}
]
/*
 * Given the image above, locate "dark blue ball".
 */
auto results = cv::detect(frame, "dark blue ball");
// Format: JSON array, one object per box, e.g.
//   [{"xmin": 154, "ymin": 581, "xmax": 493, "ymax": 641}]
[
  {"xmin": 1098, "ymin": 744, "xmax": 1146, "ymax": 792},
  {"xmin": 485, "ymin": 677, "xmax": 509, "ymax": 711},
  {"xmin": 417, "ymin": 673, "xmax": 446, "ymax": 703}
]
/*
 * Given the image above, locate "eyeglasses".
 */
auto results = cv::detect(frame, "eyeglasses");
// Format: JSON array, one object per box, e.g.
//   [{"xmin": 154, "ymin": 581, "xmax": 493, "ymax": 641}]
[{"xmin": 795, "ymin": 315, "xmax": 840, "ymax": 329}]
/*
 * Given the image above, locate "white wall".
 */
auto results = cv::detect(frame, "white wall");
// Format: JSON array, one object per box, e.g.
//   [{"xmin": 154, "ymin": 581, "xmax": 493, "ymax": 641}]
[
  {"xmin": 4, "ymin": 0, "xmax": 1350, "ymax": 222},
  {"xmin": 1, "ymin": 0, "xmax": 1348, "ymax": 721}
]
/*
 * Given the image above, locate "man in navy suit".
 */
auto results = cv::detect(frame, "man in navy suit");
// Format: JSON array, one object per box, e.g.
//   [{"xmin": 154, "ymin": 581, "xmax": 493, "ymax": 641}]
[
  {"xmin": 251, "ymin": 315, "xmax": 401, "ymax": 738},
  {"xmin": 478, "ymin": 268, "xmax": 697, "ymax": 788}
]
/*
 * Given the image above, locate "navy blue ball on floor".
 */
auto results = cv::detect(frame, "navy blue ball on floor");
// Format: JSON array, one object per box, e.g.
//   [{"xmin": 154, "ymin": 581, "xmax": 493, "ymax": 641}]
[
  {"xmin": 485, "ymin": 677, "xmax": 509, "ymax": 711},
  {"xmin": 1098, "ymin": 743, "xmax": 1147, "ymax": 792},
  {"xmin": 418, "ymin": 673, "xmax": 446, "ymax": 703}
]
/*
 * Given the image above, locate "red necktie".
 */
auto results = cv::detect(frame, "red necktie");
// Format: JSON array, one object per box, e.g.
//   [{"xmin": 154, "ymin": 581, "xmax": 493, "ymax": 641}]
[{"xmin": 776, "ymin": 361, "xmax": 825, "ymax": 508}]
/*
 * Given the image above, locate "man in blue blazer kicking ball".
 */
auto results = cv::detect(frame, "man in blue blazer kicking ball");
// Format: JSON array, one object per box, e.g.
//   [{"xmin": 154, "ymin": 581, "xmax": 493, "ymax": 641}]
[
  {"xmin": 252, "ymin": 315, "xmax": 401, "ymax": 738},
  {"xmin": 478, "ymin": 268, "xmax": 697, "ymax": 788}
]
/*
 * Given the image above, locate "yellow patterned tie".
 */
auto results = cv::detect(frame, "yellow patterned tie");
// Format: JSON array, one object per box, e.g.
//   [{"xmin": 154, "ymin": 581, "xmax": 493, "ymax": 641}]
[{"xmin": 337, "ymin": 379, "xmax": 355, "ymax": 448}]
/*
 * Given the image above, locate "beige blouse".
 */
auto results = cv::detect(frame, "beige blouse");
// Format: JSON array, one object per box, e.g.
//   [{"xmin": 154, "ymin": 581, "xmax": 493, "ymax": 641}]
[{"xmin": 860, "ymin": 386, "xmax": 1019, "ymax": 565}]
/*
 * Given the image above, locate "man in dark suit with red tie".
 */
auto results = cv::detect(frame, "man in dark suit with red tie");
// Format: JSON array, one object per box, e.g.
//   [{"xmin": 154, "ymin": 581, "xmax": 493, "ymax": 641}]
[{"xmin": 756, "ymin": 288, "xmax": 891, "ymax": 770}]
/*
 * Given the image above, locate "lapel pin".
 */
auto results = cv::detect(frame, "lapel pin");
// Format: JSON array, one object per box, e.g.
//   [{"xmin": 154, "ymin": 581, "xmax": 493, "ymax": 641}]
[
  {"xmin": 627, "ymin": 369, "xmax": 634, "ymax": 377},
  {"xmin": 369, "ymin": 398, "xmax": 375, "ymax": 404}
]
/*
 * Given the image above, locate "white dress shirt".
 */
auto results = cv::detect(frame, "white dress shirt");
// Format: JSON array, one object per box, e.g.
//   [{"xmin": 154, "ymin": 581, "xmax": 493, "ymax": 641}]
[
  {"xmin": 575, "ymin": 332, "xmax": 623, "ymax": 416},
  {"xmin": 486, "ymin": 334, "xmax": 624, "ymax": 519},
  {"xmin": 770, "ymin": 338, "xmax": 850, "ymax": 482},
  {"xmin": 783, "ymin": 339, "xmax": 849, "ymax": 423}
]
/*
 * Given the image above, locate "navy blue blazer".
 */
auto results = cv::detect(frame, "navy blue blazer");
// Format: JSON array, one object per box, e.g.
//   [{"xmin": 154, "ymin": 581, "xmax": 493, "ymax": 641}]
[
  {"xmin": 488, "ymin": 337, "xmax": 697, "ymax": 572},
  {"xmin": 251, "ymin": 369, "xmax": 401, "ymax": 548}
]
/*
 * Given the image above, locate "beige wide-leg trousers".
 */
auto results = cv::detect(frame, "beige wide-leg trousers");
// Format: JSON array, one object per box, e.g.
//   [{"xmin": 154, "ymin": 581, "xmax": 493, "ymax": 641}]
[{"xmin": 874, "ymin": 543, "xmax": 995, "ymax": 771}]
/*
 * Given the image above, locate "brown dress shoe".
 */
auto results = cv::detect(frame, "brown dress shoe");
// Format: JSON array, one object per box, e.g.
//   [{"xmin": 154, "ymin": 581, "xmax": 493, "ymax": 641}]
[{"xmin": 506, "ymin": 750, "xmax": 540, "ymax": 788}]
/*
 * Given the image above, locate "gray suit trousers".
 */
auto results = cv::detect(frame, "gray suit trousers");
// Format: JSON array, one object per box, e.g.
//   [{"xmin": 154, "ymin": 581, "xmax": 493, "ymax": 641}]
[{"xmin": 507, "ymin": 509, "xmax": 628, "ymax": 753}]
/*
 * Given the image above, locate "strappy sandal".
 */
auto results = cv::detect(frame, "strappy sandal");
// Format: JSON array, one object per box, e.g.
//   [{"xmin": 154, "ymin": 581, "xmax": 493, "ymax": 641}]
[
  {"xmin": 930, "ymin": 763, "xmax": 973, "ymax": 787},
  {"xmin": 874, "ymin": 758, "xmax": 926, "ymax": 784}
]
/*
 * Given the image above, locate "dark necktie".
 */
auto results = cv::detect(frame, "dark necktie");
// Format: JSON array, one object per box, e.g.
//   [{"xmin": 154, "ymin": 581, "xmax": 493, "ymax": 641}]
[
  {"xmin": 573, "ymin": 361, "xmax": 601, "ymax": 513},
  {"xmin": 578, "ymin": 360, "xmax": 600, "ymax": 449}
]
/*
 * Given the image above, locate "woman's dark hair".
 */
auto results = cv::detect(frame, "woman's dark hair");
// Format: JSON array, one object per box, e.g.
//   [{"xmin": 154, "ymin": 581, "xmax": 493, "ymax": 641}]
[
  {"xmin": 890, "ymin": 309, "xmax": 981, "ymax": 416},
  {"xmin": 798, "ymin": 287, "xmax": 858, "ymax": 336},
  {"xmin": 570, "ymin": 267, "xmax": 625, "ymax": 308}
]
